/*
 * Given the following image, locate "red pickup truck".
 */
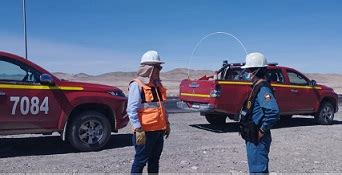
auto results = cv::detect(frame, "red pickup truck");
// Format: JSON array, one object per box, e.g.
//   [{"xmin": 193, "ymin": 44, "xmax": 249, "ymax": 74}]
[
  {"xmin": 0, "ymin": 51, "xmax": 129, "ymax": 151},
  {"xmin": 178, "ymin": 61, "xmax": 339, "ymax": 125}
]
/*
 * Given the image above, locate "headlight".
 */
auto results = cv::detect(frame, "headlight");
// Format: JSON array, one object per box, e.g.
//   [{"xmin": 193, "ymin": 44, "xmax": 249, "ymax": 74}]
[{"xmin": 108, "ymin": 90, "xmax": 126, "ymax": 98}]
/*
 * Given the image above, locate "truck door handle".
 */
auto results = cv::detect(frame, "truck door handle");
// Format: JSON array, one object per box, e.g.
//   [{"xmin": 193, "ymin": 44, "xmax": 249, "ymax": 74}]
[
  {"xmin": 0, "ymin": 91, "xmax": 6, "ymax": 96},
  {"xmin": 291, "ymin": 89, "xmax": 298, "ymax": 93}
]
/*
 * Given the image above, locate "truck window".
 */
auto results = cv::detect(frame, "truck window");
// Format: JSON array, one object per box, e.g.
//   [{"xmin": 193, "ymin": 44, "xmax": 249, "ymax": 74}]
[
  {"xmin": 267, "ymin": 69, "xmax": 285, "ymax": 83},
  {"xmin": 287, "ymin": 71, "xmax": 308, "ymax": 85},
  {"xmin": 0, "ymin": 59, "xmax": 39, "ymax": 83},
  {"xmin": 221, "ymin": 68, "xmax": 248, "ymax": 81}
]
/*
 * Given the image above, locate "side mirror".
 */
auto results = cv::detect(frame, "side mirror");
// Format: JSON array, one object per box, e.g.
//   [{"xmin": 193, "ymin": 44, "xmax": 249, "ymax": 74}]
[
  {"xmin": 309, "ymin": 80, "xmax": 317, "ymax": 86},
  {"xmin": 40, "ymin": 74, "xmax": 55, "ymax": 86}
]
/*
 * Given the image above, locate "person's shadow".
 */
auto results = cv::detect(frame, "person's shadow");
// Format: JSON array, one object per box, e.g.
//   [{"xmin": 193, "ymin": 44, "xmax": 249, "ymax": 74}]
[
  {"xmin": 0, "ymin": 133, "xmax": 133, "ymax": 158},
  {"xmin": 190, "ymin": 117, "xmax": 342, "ymax": 133}
]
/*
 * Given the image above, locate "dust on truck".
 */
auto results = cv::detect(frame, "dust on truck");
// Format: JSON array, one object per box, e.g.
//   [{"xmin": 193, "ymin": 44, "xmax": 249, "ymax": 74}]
[
  {"xmin": 178, "ymin": 61, "xmax": 338, "ymax": 125},
  {"xmin": 0, "ymin": 51, "xmax": 129, "ymax": 151}
]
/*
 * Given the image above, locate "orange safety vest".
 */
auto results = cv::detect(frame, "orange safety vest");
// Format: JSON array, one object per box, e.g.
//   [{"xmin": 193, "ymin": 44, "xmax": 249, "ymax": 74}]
[{"xmin": 132, "ymin": 79, "xmax": 168, "ymax": 131}]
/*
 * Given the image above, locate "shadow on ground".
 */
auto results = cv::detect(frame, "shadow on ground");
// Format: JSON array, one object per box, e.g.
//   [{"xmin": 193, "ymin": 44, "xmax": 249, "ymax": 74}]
[
  {"xmin": 0, "ymin": 133, "xmax": 133, "ymax": 158},
  {"xmin": 190, "ymin": 117, "xmax": 342, "ymax": 133}
]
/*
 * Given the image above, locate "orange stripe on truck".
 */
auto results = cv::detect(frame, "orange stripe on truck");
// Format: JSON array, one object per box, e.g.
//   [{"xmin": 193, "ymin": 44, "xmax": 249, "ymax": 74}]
[
  {"xmin": 0, "ymin": 84, "xmax": 83, "ymax": 91},
  {"xmin": 217, "ymin": 81, "xmax": 321, "ymax": 89},
  {"xmin": 180, "ymin": 93, "xmax": 210, "ymax": 98}
]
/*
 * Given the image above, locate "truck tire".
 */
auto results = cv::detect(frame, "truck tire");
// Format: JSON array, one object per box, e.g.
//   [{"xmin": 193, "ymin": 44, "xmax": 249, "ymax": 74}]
[
  {"xmin": 68, "ymin": 111, "xmax": 111, "ymax": 151},
  {"xmin": 228, "ymin": 114, "xmax": 240, "ymax": 121},
  {"xmin": 280, "ymin": 115, "xmax": 293, "ymax": 121},
  {"xmin": 205, "ymin": 114, "xmax": 227, "ymax": 125},
  {"xmin": 314, "ymin": 102, "xmax": 334, "ymax": 125}
]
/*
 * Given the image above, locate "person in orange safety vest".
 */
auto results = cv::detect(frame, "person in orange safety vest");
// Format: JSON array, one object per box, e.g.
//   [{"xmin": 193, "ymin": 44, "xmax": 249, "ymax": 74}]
[{"xmin": 127, "ymin": 50, "xmax": 170, "ymax": 174}]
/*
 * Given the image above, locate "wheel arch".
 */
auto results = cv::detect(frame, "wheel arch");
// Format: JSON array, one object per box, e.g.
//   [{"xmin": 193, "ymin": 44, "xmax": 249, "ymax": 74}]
[
  {"xmin": 61, "ymin": 103, "xmax": 116, "ymax": 141},
  {"xmin": 318, "ymin": 96, "xmax": 337, "ymax": 113}
]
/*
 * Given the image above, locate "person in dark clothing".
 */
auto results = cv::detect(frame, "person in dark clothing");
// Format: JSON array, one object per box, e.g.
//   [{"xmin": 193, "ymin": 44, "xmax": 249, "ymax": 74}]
[{"xmin": 240, "ymin": 52, "xmax": 280, "ymax": 173}]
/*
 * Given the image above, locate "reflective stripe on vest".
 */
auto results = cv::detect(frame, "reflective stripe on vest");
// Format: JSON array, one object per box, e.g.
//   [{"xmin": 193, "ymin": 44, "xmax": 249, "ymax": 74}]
[{"xmin": 142, "ymin": 101, "xmax": 164, "ymax": 109}]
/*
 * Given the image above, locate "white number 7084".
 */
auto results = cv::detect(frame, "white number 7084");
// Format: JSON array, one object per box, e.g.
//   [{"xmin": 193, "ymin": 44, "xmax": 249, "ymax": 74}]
[{"xmin": 10, "ymin": 96, "xmax": 49, "ymax": 115}]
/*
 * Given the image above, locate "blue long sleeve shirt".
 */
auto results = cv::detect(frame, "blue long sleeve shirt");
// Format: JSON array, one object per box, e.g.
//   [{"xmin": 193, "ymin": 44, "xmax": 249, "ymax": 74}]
[
  {"xmin": 127, "ymin": 82, "xmax": 143, "ymax": 129},
  {"xmin": 252, "ymin": 86, "xmax": 280, "ymax": 132}
]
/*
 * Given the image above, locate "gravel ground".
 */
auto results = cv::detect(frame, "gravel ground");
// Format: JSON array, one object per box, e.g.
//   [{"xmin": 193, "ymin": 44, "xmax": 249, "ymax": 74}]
[{"xmin": 1, "ymin": 106, "xmax": 342, "ymax": 173}]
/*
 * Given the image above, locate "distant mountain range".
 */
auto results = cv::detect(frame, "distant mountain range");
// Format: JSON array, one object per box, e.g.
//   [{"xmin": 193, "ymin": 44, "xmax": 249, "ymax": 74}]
[
  {"xmin": 53, "ymin": 68, "xmax": 342, "ymax": 95},
  {"xmin": 53, "ymin": 68, "xmax": 213, "ymax": 80}
]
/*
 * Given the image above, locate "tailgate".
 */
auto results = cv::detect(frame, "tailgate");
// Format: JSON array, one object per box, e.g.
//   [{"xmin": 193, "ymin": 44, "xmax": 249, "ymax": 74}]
[{"xmin": 179, "ymin": 79, "xmax": 217, "ymax": 104}]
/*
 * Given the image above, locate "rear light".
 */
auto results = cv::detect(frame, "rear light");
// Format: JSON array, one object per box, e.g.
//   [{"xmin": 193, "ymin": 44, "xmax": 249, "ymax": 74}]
[
  {"xmin": 210, "ymin": 84, "xmax": 221, "ymax": 98},
  {"xmin": 210, "ymin": 89, "xmax": 221, "ymax": 98}
]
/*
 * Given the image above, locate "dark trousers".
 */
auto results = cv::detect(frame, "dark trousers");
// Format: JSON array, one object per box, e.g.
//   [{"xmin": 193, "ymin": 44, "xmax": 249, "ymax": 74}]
[
  {"xmin": 131, "ymin": 130, "xmax": 164, "ymax": 174},
  {"xmin": 246, "ymin": 132, "xmax": 272, "ymax": 174}
]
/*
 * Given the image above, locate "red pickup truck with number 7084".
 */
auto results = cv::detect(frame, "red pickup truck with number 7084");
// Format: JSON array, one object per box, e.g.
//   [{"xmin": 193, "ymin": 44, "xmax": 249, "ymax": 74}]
[{"xmin": 0, "ymin": 51, "xmax": 129, "ymax": 151}]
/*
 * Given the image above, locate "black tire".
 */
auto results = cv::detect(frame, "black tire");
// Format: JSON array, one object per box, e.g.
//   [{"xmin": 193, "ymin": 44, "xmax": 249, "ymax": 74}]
[
  {"xmin": 314, "ymin": 102, "xmax": 335, "ymax": 125},
  {"xmin": 205, "ymin": 114, "xmax": 227, "ymax": 125},
  {"xmin": 280, "ymin": 115, "xmax": 293, "ymax": 121},
  {"xmin": 227, "ymin": 114, "xmax": 240, "ymax": 121},
  {"xmin": 68, "ymin": 111, "xmax": 111, "ymax": 151}
]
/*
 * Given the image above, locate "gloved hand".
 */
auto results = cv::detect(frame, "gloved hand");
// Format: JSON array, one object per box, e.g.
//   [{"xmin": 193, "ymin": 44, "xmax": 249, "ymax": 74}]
[
  {"xmin": 135, "ymin": 128, "xmax": 146, "ymax": 145},
  {"xmin": 165, "ymin": 123, "xmax": 171, "ymax": 139}
]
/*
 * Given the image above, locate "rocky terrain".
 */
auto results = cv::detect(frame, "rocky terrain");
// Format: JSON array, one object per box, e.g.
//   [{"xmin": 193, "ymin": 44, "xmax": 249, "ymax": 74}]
[{"xmin": 1, "ymin": 108, "xmax": 341, "ymax": 173}]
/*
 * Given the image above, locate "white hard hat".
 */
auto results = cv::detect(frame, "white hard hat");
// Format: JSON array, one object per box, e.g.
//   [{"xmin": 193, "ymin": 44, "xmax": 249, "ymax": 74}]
[
  {"xmin": 140, "ymin": 50, "xmax": 164, "ymax": 64},
  {"xmin": 241, "ymin": 52, "xmax": 268, "ymax": 69}
]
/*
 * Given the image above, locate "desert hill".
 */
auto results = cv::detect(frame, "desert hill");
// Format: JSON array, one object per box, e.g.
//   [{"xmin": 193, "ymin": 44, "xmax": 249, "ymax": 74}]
[{"xmin": 53, "ymin": 68, "xmax": 342, "ymax": 96}]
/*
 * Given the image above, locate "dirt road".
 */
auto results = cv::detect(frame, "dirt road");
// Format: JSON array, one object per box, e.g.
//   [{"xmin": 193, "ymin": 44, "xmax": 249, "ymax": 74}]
[{"xmin": 1, "ymin": 106, "xmax": 342, "ymax": 173}]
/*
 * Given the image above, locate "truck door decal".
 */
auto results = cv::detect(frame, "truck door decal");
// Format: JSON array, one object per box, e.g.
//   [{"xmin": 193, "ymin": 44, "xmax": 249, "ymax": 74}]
[{"xmin": 10, "ymin": 96, "xmax": 49, "ymax": 115}]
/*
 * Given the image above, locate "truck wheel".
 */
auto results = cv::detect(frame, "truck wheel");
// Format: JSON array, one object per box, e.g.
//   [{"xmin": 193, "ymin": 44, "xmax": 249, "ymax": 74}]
[
  {"xmin": 68, "ymin": 111, "xmax": 111, "ymax": 151},
  {"xmin": 228, "ymin": 114, "xmax": 240, "ymax": 121},
  {"xmin": 205, "ymin": 114, "xmax": 227, "ymax": 125},
  {"xmin": 314, "ymin": 102, "xmax": 334, "ymax": 125},
  {"xmin": 280, "ymin": 115, "xmax": 292, "ymax": 121}
]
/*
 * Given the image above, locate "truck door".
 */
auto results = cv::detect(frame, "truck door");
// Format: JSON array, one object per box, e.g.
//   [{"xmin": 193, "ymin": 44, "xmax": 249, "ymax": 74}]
[
  {"xmin": 267, "ymin": 69, "xmax": 292, "ymax": 114},
  {"xmin": 285, "ymin": 69, "xmax": 317, "ymax": 113},
  {"xmin": 0, "ymin": 58, "xmax": 62, "ymax": 130}
]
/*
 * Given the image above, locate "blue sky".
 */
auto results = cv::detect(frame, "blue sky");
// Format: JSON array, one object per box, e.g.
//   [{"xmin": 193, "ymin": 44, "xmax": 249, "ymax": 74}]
[{"xmin": 0, "ymin": 0, "xmax": 341, "ymax": 75}]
